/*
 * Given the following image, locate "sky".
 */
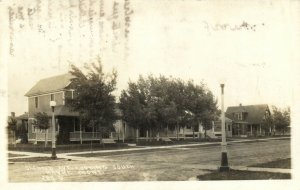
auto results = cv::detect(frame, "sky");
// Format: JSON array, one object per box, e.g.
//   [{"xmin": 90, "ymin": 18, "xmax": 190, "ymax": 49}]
[
  {"xmin": 1, "ymin": 0, "xmax": 300, "ymax": 116},
  {"xmin": 1, "ymin": 0, "xmax": 300, "ymax": 185}
]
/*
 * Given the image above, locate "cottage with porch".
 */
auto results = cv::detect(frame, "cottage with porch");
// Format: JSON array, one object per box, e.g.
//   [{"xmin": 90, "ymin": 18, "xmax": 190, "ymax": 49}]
[{"xmin": 226, "ymin": 104, "xmax": 273, "ymax": 137}]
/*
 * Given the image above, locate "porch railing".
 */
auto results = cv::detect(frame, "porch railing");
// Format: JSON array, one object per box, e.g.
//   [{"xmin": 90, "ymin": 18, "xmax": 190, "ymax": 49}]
[
  {"xmin": 28, "ymin": 132, "xmax": 59, "ymax": 141},
  {"xmin": 69, "ymin": 131, "xmax": 118, "ymax": 141}
]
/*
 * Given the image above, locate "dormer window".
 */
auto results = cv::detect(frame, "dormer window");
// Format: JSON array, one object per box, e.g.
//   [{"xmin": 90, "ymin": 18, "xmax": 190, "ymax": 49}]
[
  {"xmin": 234, "ymin": 112, "xmax": 243, "ymax": 120},
  {"xmin": 238, "ymin": 113, "xmax": 243, "ymax": 120}
]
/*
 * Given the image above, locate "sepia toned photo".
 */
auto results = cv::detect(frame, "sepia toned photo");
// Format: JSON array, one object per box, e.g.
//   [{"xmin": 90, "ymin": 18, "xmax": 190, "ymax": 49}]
[{"xmin": 1, "ymin": 0, "xmax": 299, "ymax": 189}]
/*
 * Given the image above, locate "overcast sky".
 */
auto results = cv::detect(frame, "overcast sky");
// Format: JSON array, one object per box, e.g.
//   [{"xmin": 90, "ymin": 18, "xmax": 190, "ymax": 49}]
[{"xmin": 2, "ymin": 0, "xmax": 300, "ymax": 116}]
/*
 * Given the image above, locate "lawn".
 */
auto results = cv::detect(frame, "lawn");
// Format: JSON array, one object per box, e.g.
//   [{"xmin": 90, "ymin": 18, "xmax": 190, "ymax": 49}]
[
  {"xmin": 197, "ymin": 169, "xmax": 291, "ymax": 180},
  {"xmin": 9, "ymin": 157, "xmax": 65, "ymax": 162},
  {"xmin": 250, "ymin": 158, "xmax": 291, "ymax": 169},
  {"xmin": 8, "ymin": 153, "xmax": 27, "ymax": 158},
  {"xmin": 197, "ymin": 158, "xmax": 291, "ymax": 180}
]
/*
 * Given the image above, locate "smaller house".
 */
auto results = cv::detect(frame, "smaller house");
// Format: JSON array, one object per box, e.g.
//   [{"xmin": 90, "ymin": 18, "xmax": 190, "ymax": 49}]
[
  {"xmin": 226, "ymin": 104, "xmax": 273, "ymax": 137},
  {"xmin": 7, "ymin": 112, "xmax": 17, "ymax": 144},
  {"xmin": 16, "ymin": 112, "xmax": 29, "ymax": 143},
  {"xmin": 7, "ymin": 112, "xmax": 28, "ymax": 144}
]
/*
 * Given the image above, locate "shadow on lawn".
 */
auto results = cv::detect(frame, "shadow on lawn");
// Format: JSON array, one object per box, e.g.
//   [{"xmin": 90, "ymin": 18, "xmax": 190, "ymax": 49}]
[{"xmin": 197, "ymin": 158, "xmax": 291, "ymax": 180}]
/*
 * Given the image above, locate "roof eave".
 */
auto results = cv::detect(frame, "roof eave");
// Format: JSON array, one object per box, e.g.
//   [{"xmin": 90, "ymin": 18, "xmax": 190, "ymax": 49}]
[{"xmin": 25, "ymin": 89, "xmax": 67, "ymax": 97}]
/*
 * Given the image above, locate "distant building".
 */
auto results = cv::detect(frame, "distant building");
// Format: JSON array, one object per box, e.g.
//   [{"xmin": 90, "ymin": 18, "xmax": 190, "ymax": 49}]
[
  {"xmin": 7, "ymin": 112, "xmax": 29, "ymax": 144},
  {"xmin": 226, "ymin": 104, "xmax": 273, "ymax": 137}
]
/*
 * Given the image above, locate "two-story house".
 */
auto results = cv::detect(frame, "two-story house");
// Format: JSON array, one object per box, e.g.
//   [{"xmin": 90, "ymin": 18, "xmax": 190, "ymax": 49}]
[
  {"xmin": 25, "ymin": 73, "xmax": 139, "ymax": 144},
  {"xmin": 226, "ymin": 104, "xmax": 273, "ymax": 137},
  {"xmin": 25, "ymin": 73, "xmax": 80, "ymax": 144}
]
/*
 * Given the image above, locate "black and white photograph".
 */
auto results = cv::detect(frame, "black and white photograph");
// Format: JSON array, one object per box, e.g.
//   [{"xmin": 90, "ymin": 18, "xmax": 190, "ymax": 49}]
[{"xmin": 0, "ymin": 0, "xmax": 299, "ymax": 189}]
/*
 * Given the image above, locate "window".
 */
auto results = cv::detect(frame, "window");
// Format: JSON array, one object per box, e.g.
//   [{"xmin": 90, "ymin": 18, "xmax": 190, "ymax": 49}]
[
  {"xmin": 227, "ymin": 124, "xmax": 231, "ymax": 131},
  {"xmin": 234, "ymin": 112, "xmax": 243, "ymax": 120},
  {"xmin": 31, "ymin": 118, "xmax": 40, "ymax": 133},
  {"xmin": 35, "ymin": 97, "xmax": 38, "ymax": 108},
  {"xmin": 238, "ymin": 113, "xmax": 243, "ymax": 120},
  {"xmin": 71, "ymin": 90, "xmax": 74, "ymax": 99},
  {"xmin": 50, "ymin": 94, "xmax": 54, "ymax": 101}
]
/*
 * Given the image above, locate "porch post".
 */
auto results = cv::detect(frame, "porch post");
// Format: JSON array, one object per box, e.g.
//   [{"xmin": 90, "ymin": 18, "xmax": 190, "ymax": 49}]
[
  {"xmin": 73, "ymin": 118, "xmax": 75, "ymax": 132},
  {"xmin": 250, "ymin": 125, "xmax": 253, "ymax": 136},
  {"xmin": 122, "ymin": 122, "xmax": 125, "ymax": 143},
  {"xmin": 259, "ymin": 124, "xmax": 262, "ymax": 135},
  {"xmin": 46, "ymin": 129, "xmax": 48, "ymax": 146},
  {"xmin": 199, "ymin": 121, "xmax": 202, "ymax": 138},
  {"xmin": 124, "ymin": 123, "xmax": 126, "ymax": 141},
  {"xmin": 146, "ymin": 130, "xmax": 149, "ymax": 141},
  {"xmin": 35, "ymin": 126, "xmax": 37, "ymax": 144}
]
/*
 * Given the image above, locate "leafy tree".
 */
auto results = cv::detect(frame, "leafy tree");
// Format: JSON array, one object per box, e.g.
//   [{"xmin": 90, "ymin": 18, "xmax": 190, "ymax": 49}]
[
  {"xmin": 7, "ymin": 115, "xmax": 17, "ymax": 147},
  {"xmin": 34, "ymin": 112, "xmax": 50, "ymax": 147},
  {"xmin": 272, "ymin": 106, "xmax": 290, "ymax": 135},
  {"xmin": 68, "ymin": 58, "xmax": 118, "ymax": 142},
  {"xmin": 119, "ymin": 75, "xmax": 219, "ymax": 141},
  {"xmin": 262, "ymin": 109, "xmax": 273, "ymax": 136}
]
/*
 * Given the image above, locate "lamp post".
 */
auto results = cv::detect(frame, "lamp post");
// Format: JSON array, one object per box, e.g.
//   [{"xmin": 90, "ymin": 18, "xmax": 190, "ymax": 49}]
[
  {"xmin": 50, "ymin": 101, "xmax": 57, "ymax": 159},
  {"xmin": 219, "ymin": 84, "xmax": 229, "ymax": 172}
]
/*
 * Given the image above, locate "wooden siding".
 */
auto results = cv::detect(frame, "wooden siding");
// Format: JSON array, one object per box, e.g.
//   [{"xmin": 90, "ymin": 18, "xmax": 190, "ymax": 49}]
[{"xmin": 28, "ymin": 91, "xmax": 64, "ymax": 117}]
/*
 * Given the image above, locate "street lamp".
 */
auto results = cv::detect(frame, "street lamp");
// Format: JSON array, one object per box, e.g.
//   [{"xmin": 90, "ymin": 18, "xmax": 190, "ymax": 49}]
[
  {"xmin": 50, "ymin": 100, "xmax": 57, "ymax": 159},
  {"xmin": 219, "ymin": 84, "xmax": 229, "ymax": 172}
]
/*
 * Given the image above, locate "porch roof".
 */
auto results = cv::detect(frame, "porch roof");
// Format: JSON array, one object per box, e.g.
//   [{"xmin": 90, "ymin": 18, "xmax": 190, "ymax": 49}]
[{"xmin": 44, "ymin": 105, "xmax": 79, "ymax": 117}]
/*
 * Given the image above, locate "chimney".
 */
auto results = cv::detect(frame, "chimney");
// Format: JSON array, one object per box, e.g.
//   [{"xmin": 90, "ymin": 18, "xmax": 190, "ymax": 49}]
[{"xmin": 11, "ymin": 112, "xmax": 15, "ymax": 117}]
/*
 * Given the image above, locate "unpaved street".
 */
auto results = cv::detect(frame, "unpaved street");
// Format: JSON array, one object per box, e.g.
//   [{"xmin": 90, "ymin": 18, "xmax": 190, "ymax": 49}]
[{"xmin": 8, "ymin": 138, "xmax": 290, "ymax": 182}]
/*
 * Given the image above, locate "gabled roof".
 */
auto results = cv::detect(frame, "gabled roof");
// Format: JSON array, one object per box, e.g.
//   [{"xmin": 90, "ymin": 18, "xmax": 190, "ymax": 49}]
[
  {"xmin": 214, "ymin": 116, "xmax": 232, "ymax": 123},
  {"xmin": 226, "ymin": 104, "xmax": 269, "ymax": 124},
  {"xmin": 25, "ymin": 73, "xmax": 74, "ymax": 97}
]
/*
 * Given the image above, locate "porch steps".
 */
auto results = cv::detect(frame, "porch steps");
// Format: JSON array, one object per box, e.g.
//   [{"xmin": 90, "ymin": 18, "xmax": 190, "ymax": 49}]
[
  {"xmin": 206, "ymin": 132, "xmax": 217, "ymax": 139},
  {"xmin": 161, "ymin": 137, "xmax": 172, "ymax": 142},
  {"xmin": 101, "ymin": 139, "xmax": 116, "ymax": 144},
  {"xmin": 127, "ymin": 143, "xmax": 137, "ymax": 147}
]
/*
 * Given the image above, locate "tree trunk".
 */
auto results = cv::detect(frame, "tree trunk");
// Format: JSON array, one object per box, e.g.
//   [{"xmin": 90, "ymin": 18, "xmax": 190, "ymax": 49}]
[
  {"xmin": 176, "ymin": 122, "xmax": 179, "ymax": 140},
  {"xmin": 13, "ymin": 131, "xmax": 16, "ymax": 148},
  {"xmin": 157, "ymin": 125, "xmax": 162, "ymax": 141},
  {"xmin": 166, "ymin": 125, "xmax": 168, "ymax": 138},
  {"xmin": 79, "ymin": 118, "xmax": 82, "ymax": 144}
]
